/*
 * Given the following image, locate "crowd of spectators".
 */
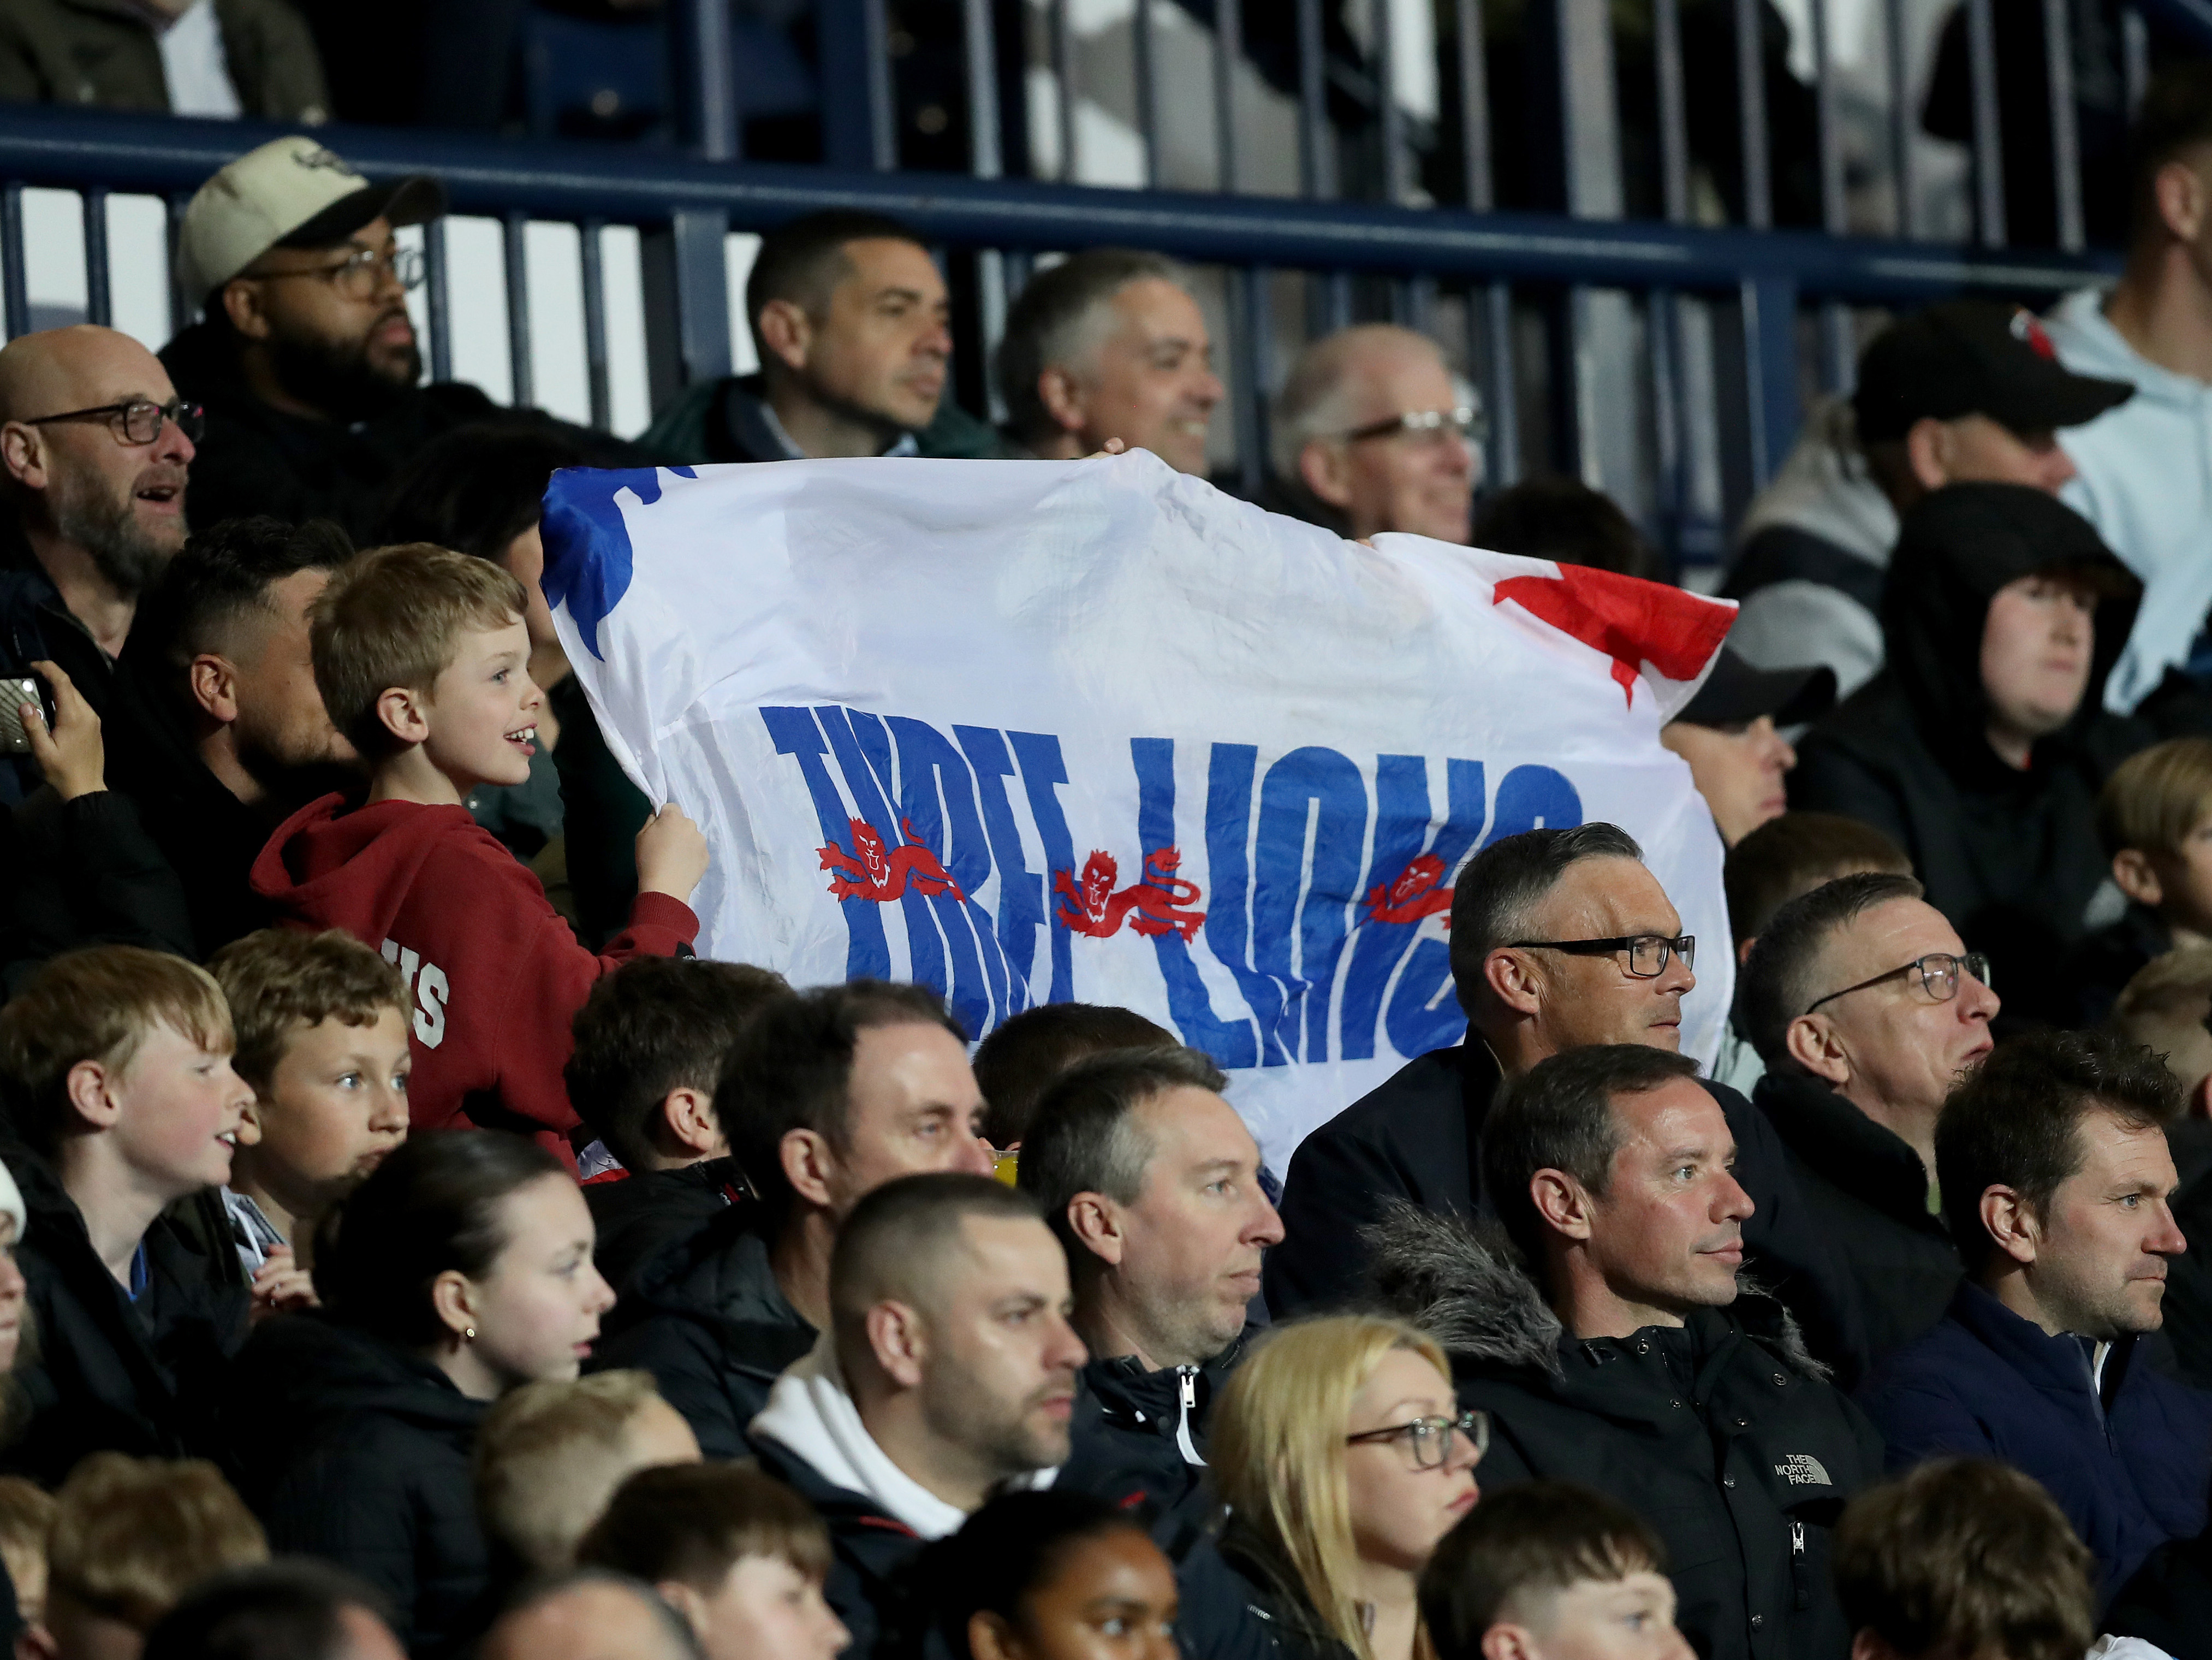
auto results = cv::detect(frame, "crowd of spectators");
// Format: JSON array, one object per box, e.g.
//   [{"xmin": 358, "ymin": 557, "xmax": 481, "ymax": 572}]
[{"xmin": 10, "ymin": 46, "xmax": 2212, "ymax": 1660}]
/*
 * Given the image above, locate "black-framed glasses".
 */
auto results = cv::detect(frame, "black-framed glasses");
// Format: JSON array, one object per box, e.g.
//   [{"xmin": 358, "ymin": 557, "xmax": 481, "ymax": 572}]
[
  {"xmin": 254, "ymin": 244, "xmax": 425, "ymax": 300},
  {"xmin": 1803, "ymin": 951, "xmax": 1993, "ymax": 1016},
  {"xmin": 1508, "ymin": 933, "xmax": 1695, "ymax": 979},
  {"xmin": 1340, "ymin": 406, "xmax": 1486, "ymax": 447},
  {"xmin": 1346, "ymin": 1409, "xmax": 1489, "ymax": 1469},
  {"xmin": 23, "ymin": 397, "xmax": 203, "ymax": 447}
]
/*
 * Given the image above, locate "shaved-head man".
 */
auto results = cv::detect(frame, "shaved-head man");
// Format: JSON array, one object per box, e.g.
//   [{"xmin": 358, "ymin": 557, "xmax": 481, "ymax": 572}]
[
  {"xmin": 478, "ymin": 1571, "xmax": 702, "ymax": 1660},
  {"xmin": 0, "ymin": 324, "xmax": 195, "ymax": 669},
  {"xmin": 997, "ymin": 248, "xmax": 1224, "ymax": 475},
  {"xmin": 1274, "ymin": 324, "xmax": 1477, "ymax": 544},
  {"xmin": 747, "ymin": 1173, "xmax": 1084, "ymax": 1656}
]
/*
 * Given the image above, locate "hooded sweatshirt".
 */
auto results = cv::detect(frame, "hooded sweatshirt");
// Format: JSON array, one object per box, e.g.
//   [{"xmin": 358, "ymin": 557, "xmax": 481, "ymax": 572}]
[
  {"xmin": 1789, "ymin": 483, "xmax": 2149, "ymax": 1003},
  {"xmin": 1724, "ymin": 399, "xmax": 1900, "ymax": 700},
  {"xmin": 2045, "ymin": 286, "xmax": 2212, "ymax": 714},
  {"xmin": 249, "ymin": 793, "xmax": 698, "ymax": 1157}
]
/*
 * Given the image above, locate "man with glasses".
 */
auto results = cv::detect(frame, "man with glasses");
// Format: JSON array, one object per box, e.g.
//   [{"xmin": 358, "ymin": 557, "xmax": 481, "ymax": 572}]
[
  {"xmin": 1372, "ymin": 1042, "xmax": 1883, "ymax": 1660},
  {"xmin": 1268, "ymin": 822, "xmax": 1863, "ymax": 1380},
  {"xmin": 160, "ymin": 137, "xmax": 506, "ymax": 541},
  {"xmin": 1736, "ymin": 873, "xmax": 1994, "ymax": 1369},
  {"xmin": 0, "ymin": 323, "xmax": 199, "ymax": 744},
  {"xmin": 1860, "ymin": 1028, "xmax": 2211, "ymax": 1604},
  {"xmin": 1271, "ymin": 324, "xmax": 1480, "ymax": 543}
]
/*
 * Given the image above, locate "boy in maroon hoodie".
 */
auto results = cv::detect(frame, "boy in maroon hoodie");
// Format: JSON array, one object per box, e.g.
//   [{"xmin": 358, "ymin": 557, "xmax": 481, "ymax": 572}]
[{"xmin": 251, "ymin": 542, "xmax": 708, "ymax": 1163}]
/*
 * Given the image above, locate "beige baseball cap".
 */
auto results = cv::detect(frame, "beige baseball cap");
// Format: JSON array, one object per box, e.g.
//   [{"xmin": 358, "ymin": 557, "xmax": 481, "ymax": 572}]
[{"xmin": 178, "ymin": 135, "xmax": 447, "ymax": 304}]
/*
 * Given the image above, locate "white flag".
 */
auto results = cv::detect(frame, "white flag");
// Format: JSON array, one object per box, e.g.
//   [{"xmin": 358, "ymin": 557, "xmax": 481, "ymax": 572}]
[{"xmin": 543, "ymin": 450, "xmax": 1735, "ymax": 1167}]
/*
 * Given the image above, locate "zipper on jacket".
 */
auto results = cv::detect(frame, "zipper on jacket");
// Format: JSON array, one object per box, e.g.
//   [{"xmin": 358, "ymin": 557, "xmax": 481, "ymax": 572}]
[
  {"xmin": 1789, "ymin": 1522, "xmax": 1810, "ymax": 1611},
  {"xmin": 1175, "ymin": 1368, "xmax": 1204, "ymax": 1466}
]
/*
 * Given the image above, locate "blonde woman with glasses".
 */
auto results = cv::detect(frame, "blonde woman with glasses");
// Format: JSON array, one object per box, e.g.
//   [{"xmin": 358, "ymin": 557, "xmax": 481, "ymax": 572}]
[{"xmin": 1210, "ymin": 1314, "xmax": 1484, "ymax": 1660}]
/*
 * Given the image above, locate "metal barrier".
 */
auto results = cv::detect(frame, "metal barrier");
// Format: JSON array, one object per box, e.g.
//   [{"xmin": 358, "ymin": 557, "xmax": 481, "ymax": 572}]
[{"xmin": 5, "ymin": 0, "xmax": 2206, "ymax": 565}]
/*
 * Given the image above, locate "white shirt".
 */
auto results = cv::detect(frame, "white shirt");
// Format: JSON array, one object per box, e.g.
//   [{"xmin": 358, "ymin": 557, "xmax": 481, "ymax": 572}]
[{"xmin": 157, "ymin": 1, "xmax": 243, "ymax": 120}]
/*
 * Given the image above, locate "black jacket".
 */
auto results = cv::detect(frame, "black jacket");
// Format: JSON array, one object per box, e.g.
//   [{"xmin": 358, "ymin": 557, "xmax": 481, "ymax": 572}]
[
  {"xmin": 583, "ymin": 1157, "xmax": 746, "ymax": 1299},
  {"xmin": 1789, "ymin": 484, "xmax": 2153, "ymax": 1003},
  {"xmin": 223, "ymin": 1313, "xmax": 493, "ymax": 1659},
  {"xmin": 2158, "ymin": 1161, "xmax": 2212, "ymax": 1390},
  {"xmin": 0, "ymin": 532, "xmax": 117, "ymax": 802},
  {"xmin": 1063, "ymin": 1331, "xmax": 1251, "ymax": 1521},
  {"xmin": 1209, "ymin": 1523, "xmax": 1355, "ymax": 1660},
  {"xmin": 3, "ymin": 1151, "xmax": 247, "ymax": 1486},
  {"xmin": 747, "ymin": 1430, "xmax": 927, "ymax": 1660},
  {"xmin": 159, "ymin": 321, "xmax": 503, "ymax": 544},
  {"xmin": 591, "ymin": 1205, "xmax": 816, "ymax": 1456},
  {"xmin": 2059, "ymin": 902, "xmax": 2173, "ymax": 1031},
  {"xmin": 1372, "ymin": 1207, "xmax": 1884, "ymax": 1660},
  {"xmin": 1750, "ymin": 1069, "xmax": 1959, "ymax": 1369},
  {"xmin": 2109, "ymin": 1523, "xmax": 2212, "ymax": 1659},
  {"xmin": 1264, "ymin": 1044, "xmax": 1867, "ymax": 1381}
]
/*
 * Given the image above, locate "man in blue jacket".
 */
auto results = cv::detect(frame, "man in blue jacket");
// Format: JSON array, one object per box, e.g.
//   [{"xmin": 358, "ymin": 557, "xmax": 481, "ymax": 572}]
[{"xmin": 1859, "ymin": 1027, "xmax": 2212, "ymax": 1603}]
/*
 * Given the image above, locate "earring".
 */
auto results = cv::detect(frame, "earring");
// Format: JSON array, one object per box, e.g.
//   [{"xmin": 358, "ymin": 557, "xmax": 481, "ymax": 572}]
[{"xmin": 463, "ymin": 1327, "xmax": 475, "ymax": 1342}]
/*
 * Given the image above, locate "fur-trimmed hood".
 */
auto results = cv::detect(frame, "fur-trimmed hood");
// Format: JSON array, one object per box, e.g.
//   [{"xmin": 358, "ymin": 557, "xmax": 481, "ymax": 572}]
[{"xmin": 1361, "ymin": 1201, "xmax": 1828, "ymax": 1382}]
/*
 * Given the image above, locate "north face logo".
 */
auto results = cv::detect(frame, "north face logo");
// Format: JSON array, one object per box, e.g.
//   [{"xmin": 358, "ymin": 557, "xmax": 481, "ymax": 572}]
[{"xmin": 1774, "ymin": 1454, "xmax": 1832, "ymax": 1486}]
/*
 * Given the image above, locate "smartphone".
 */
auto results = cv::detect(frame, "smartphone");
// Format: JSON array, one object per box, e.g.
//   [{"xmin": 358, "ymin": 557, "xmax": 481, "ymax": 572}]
[{"xmin": 0, "ymin": 678, "xmax": 43, "ymax": 756}]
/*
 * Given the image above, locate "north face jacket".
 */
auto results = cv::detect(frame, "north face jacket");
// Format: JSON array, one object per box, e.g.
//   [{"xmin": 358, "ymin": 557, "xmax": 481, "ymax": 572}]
[{"xmin": 1370, "ymin": 1205, "xmax": 1884, "ymax": 1660}]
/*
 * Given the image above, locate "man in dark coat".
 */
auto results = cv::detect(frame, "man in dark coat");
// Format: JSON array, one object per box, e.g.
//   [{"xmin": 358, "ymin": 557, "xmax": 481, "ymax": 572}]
[
  {"xmin": 1734, "ymin": 872, "xmax": 1988, "ymax": 1368},
  {"xmin": 104, "ymin": 515, "xmax": 358, "ymax": 958},
  {"xmin": 593, "ymin": 981, "xmax": 995, "ymax": 1456},
  {"xmin": 1789, "ymin": 483, "xmax": 2161, "ymax": 1006},
  {"xmin": 1372, "ymin": 1044, "xmax": 1884, "ymax": 1660},
  {"xmin": 160, "ymin": 136, "xmax": 501, "ymax": 543},
  {"xmin": 1016, "ymin": 1045, "xmax": 1282, "ymax": 1519},
  {"xmin": 1266, "ymin": 822, "xmax": 1864, "ymax": 1379},
  {"xmin": 1859, "ymin": 1028, "xmax": 2212, "ymax": 1605}
]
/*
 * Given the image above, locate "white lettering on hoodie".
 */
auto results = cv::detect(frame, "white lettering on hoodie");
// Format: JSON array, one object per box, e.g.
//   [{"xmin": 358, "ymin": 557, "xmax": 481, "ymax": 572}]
[{"xmin": 380, "ymin": 939, "xmax": 450, "ymax": 1049}]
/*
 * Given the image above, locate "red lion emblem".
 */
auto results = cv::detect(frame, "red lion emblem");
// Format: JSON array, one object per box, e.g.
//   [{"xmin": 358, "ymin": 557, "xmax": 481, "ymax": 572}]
[
  {"xmin": 1052, "ymin": 847, "xmax": 1207, "ymax": 941},
  {"xmin": 1362, "ymin": 851, "xmax": 1455, "ymax": 928},
  {"xmin": 818, "ymin": 818, "xmax": 966, "ymax": 903}
]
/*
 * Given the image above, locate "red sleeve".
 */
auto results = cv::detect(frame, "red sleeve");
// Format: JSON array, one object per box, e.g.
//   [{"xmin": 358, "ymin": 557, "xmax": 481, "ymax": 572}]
[{"xmin": 485, "ymin": 864, "xmax": 700, "ymax": 1141}]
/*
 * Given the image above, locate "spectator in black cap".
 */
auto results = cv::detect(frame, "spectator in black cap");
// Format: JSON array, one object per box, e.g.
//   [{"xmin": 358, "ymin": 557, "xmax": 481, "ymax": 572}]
[
  {"xmin": 1726, "ymin": 301, "xmax": 2131, "ymax": 702},
  {"xmin": 1661, "ymin": 649, "xmax": 1835, "ymax": 849},
  {"xmin": 1791, "ymin": 482, "xmax": 2151, "ymax": 1005},
  {"xmin": 160, "ymin": 136, "xmax": 522, "ymax": 542}
]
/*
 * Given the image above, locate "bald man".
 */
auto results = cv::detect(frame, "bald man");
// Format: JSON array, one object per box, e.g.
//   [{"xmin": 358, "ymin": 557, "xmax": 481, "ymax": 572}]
[
  {"xmin": 478, "ymin": 1572, "xmax": 701, "ymax": 1660},
  {"xmin": 1272, "ymin": 324, "xmax": 1479, "ymax": 543},
  {"xmin": 0, "ymin": 325, "xmax": 195, "ymax": 682},
  {"xmin": 747, "ymin": 1173, "xmax": 1084, "ymax": 1656}
]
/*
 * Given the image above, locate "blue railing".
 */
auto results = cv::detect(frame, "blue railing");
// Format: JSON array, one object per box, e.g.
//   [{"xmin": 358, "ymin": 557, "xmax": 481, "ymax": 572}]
[{"xmin": 5, "ymin": 0, "xmax": 2203, "ymax": 566}]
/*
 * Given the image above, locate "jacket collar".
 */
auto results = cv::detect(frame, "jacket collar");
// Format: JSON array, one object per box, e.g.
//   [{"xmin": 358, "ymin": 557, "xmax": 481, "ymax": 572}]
[
  {"xmin": 1753, "ymin": 1069, "xmax": 1946, "ymax": 1235},
  {"xmin": 1365, "ymin": 1201, "xmax": 1827, "ymax": 1388},
  {"xmin": 1947, "ymin": 1278, "xmax": 2137, "ymax": 1399}
]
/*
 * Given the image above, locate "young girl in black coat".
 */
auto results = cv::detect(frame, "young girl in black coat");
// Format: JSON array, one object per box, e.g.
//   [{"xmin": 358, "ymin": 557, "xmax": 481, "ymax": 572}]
[{"xmin": 224, "ymin": 1131, "xmax": 615, "ymax": 1659}]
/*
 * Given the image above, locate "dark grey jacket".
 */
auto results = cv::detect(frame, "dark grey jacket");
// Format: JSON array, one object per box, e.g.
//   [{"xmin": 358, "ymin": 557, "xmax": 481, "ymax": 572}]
[{"xmin": 0, "ymin": 0, "xmax": 328, "ymax": 118}]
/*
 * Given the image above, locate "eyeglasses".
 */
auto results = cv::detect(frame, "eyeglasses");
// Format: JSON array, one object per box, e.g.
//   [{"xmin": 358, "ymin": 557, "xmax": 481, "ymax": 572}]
[
  {"xmin": 1339, "ymin": 406, "xmax": 1486, "ymax": 447},
  {"xmin": 22, "ymin": 397, "xmax": 204, "ymax": 447},
  {"xmin": 254, "ymin": 245, "xmax": 425, "ymax": 300},
  {"xmin": 1803, "ymin": 952, "xmax": 1993, "ymax": 1016},
  {"xmin": 1508, "ymin": 934, "xmax": 1696, "ymax": 978},
  {"xmin": 1346, "ymin": 1409, "xmax": 1489, "ymax": 1469}
]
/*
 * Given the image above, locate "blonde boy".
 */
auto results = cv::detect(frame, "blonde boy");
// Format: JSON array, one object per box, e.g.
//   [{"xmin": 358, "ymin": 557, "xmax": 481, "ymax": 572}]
[
  {"xmin": 209, "ymin": 928, "xmax": 413, "ymax": 1277},
  {"xmin": 2078, "ymin": 737, "xmax": 2212, "ymax": 1025},
  {"xmin": 249, "ymin": 543, "xmax": 707, "ymax": 1163},
  {"xmin": 0, "ymin": 947, "xmax": 254, "ymax": 1486}
]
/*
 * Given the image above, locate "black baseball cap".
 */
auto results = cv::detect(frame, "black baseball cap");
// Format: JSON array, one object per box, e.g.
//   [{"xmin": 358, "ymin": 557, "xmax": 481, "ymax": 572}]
[
  {"xmin": 1675, "ymin": 649, "xmax": 1836, "ymax": 729},
  {"xmin": 1852, "ymin": 300, "xmax": 2132, "ymax": 443}
]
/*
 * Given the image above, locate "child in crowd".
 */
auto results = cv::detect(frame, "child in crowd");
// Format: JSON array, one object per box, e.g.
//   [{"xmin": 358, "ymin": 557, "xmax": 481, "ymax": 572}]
[
  {"xmin": 0, "ymin": 1476, "xmax": 56, "ymax": 1643},
  {"xmin": 40, "ymin": 1453, "xmax": 268, "ymax": 1660},
  {"xmin": 564, "ymin": 956, "xmax": 789, "ymax": 1293},
  {"xmin": 249, "ymin": 543, "xmax": 710, "ymax": 1165},
  {"xmin": 1831, "ymin": 1459, "xmax": 2093, "ymax": 1660},
  {"xmin": 473, "ymin": 1370, "xmax": 700, "ymax": 1579},
  {"xmin": 1419, "ymin": 1479, "xmax": 1689, "ymax": 1660},
  {"xmin": 2074, "ymin": 737, "xmax": 2212, "ymax": 1025},
  {"xmin": 0, "ymin": 947, "xmax": 254, "ymax": 1486},
  {"xmin": 209, "ymin": 929, "xmax": 412, "ymax": 1293},
  {"xmin": 969, "ymin": 1001, "xmax": 1173, "ymax": 1151},
  {"xmin": 577, "ymin": 1461, "xmax": 849, "ymax": 1660},
  {"xmin": 2108, "ymin": 946, "xmax": 2212, "ymax": 1190}
]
